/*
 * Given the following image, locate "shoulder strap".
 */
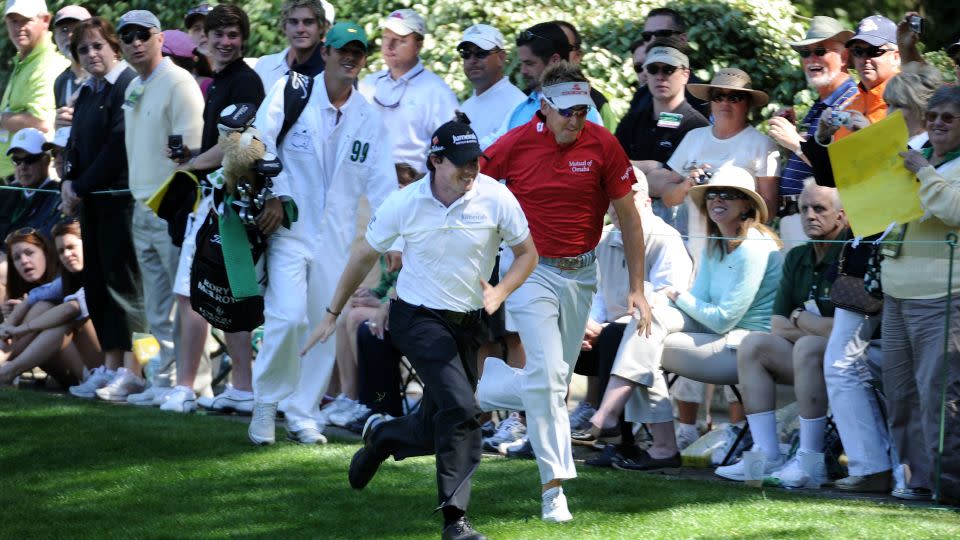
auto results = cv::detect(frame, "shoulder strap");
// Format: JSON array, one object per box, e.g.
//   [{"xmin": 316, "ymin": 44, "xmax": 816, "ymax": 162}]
[{"xmin": 277, "ymin": 71, "xmax": 314, "ymax": 146}]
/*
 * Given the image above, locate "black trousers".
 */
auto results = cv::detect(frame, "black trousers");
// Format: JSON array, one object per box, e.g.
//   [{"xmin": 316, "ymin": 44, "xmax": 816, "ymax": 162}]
[
  {"xmin": 356, "ymin": 323, "xmax": 404, "ymax": 417},
  {"xmin": 371, "ymin": 299, "xmax": 485, "ymax": 512},
  {"xmin": 80, "ymin": 195, "xmax": 146, "ymax": 351}
]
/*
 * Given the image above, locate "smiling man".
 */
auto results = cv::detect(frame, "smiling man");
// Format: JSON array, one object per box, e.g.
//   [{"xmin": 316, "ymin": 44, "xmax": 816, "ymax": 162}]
[
  {"xmin": 248, "ymin": 22, "xmax": 398, "ymax": 447},
  {"xmin": 476, "ymin": 61, "xmax": 652, "ymax": 523},
  {"xmin": 0, "ymin": 0, "xmax": 69, "ymax": 179},
  {"xmin": 767, "ymin": 16, "xmax": 858, "ymax": 246},
  {"xmin": 457, "ymin": 24, "xmax": 525, "ymax": 142},
  {"xmin": 254, "ymin": 0, "xmax": 334, "ymax": 92}
]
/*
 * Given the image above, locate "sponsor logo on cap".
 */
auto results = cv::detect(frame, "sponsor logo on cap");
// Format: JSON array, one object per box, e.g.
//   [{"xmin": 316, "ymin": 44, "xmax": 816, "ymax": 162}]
[
  {"xmin": 860, "ymin": 19, "xmax": 878, "ymax": 32},
  {"xmin": 451, "ymin": 133, "xmax": 478, "ymax": 145}
]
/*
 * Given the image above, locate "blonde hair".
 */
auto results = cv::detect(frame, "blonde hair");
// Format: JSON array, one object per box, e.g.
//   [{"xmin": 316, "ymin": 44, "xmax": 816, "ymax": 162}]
[
  {"xmin": 540, "ymin": 60, "xmax": 588, "ymax": 88},
  {"xmin": 702, "ymin": 195, "xmax": 782, "ymax": 257},
  {"xmin": 280, "ymin": 0, "xmax": 331, "ymax": 29},
  {"xmin": 883, "ymin": 62, "xmax": 943, "ymax": 119}
]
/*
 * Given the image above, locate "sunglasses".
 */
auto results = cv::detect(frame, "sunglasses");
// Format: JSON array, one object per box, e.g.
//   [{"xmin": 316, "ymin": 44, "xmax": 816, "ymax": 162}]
[
  {"xmin": 458, "ymin": 48, "xmax": 496, "ymax": 60},
  {"xmin": 850, "ymin": 45, "xmax": 893, "ymax": 59},
  {"xmin": 797, "ymin": 46, "xmax": 828, "ymax": 58},
  {"xmin": 646, "ymin": 64, "xmax": 678, "ymax": 76},
  {"xmin": 549, "ymin": 103, "xmax": 590, "ymax": 119},
  {"xmin": 641, "ymin": 29, "xmax": 681, "ymax": 42},
  {"xmin": 710, "ymin": 92, "xmax": 748, "ymax": 104},
  {"xmin": 633, "ymin": 63, "xmax": 644, "ymax": 75},
  {"xmin": 120, "ymin": 27, "xmax": 154, "ymax": 45},
  {"xmin": 704, "ymin": 190, "xmax": 748, "ymax": 201},
  {"xmin": 11, "ymin": 154, "xmax": 44, "ymax": 166},
  {"xmin": 5, "ymin": 227, "xmax": 39, "ymax": 244},
  {"xmin": 77, "ymin": 42, "xmax": 107, "ymax": 56},
  {"xmin": 925, "ymin": 111, "xmax": 958, "ymax": 124},
  {"xmin": 520, "ymin": 30, "xmax": 549, "ymax": 42}
]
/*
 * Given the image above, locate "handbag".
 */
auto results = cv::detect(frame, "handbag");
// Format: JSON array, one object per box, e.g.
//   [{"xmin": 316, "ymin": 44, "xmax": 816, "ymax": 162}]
[{"xmin": 830, "ymin": 241, "xmax": 883, "ymax": 316}]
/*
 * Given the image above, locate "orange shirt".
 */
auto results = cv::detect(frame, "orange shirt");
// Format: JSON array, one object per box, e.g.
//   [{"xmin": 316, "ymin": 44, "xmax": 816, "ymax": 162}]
[{"xmin": 836, "ymin": 78, "xmax": 891, "ymax": 140}]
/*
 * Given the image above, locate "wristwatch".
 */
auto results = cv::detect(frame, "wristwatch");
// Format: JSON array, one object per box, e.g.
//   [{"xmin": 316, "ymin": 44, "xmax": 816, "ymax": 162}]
[{"xmin": 790, "ymin": 307, "xmax": 804, "ymax": 327}]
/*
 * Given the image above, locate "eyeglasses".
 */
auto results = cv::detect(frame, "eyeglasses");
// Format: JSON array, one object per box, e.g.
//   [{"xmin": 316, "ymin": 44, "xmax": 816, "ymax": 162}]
[
  {"xmin": 641, "ymin": 29, "xmax": 681, "ymax": 42},
  {"xmin": 548, "ymin": 102, "xmax": 589, "ymax": 119},
  {"xmin": 119, "ymin": 27, "xmax": 154, "ymax": 45},
  {"xmin": 633, "ymin": 63, "xmax": 644, "ymax": 75},
  {"xmin": 11, "ymin": 154, "xmax": 44, "ymax": 166},
  {"xmin": 77, "ymin": 42, "xmax": 106, "ymax": 56},
  {"xmin": 710, "ymin": 92, "xmax": 748, "ymax": 104},
  {"xmin": 925, "ymin": 111, "xmax": 958, "ymax": 124},
  {"xmin": 645, "ymin": 64, "xmax": 678, "ymax": 76},
  {"xmin": 5, "ymin": 227, "xmax": 39, "ymax": 244},
  {"xmin": 850, "ymin": 45, "xmax": 894, "ymax": 59},
  {"xmin": 458, "ymin": 48, "xmax": 497, "ymax": 60},
  {"xmin": 797, "ymin": 46, "xmax": 828, "ymax": 58},
  {"xmin": 704, "ymin": 190, "xmax": 748, "ymax": 201}
]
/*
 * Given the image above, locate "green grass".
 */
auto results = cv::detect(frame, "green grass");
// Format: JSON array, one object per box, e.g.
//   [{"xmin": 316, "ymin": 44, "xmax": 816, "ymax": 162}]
[{"xmin": 1, "ymin": 389, "xmax": 958, "ymax": 540}]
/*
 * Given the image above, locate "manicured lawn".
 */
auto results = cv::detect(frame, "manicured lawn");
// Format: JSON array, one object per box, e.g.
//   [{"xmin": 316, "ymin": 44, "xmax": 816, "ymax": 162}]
[{"xmin": 1, "ymin": 388, "xmax": 958, "ymax": 539}]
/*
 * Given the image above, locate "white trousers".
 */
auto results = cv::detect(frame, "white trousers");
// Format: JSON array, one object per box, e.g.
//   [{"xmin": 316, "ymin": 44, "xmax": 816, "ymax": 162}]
[
  {"xmin": 253, "ymin": 233, "xmax": 342, "ymax": 431},
  {"xmin": 824, "ymin": 308, "xmax": 892, "ymax": 476},
  {"xmin": 476, "ymin": 262, "xmax": 596, "ymax": 483}
]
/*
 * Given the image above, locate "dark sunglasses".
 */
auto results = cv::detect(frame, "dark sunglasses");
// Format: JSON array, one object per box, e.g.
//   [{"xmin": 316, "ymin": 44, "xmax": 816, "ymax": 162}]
[
  {"xmin": 646, "ymin": 64, "xmax": 678, "ymax": 76},
  {"xmin": 704, "ymin": 190, "xmax": 748, "ymax": 201},
  {"xmin": 797, "ymin": 46, "xmax": 828, "ymax": 58},
  {"xmin": 633, "ymin": 63, "xmax": 644, "ymax": 75},
  {"xmin": 551, "ymin": 104, "xmax": 589, "ymax": 119},
  {"xmin": 5, "ymin": 227, "xmax": 39, "ymax": 244},
  {"xmin": 120, "ymin": 27, "xmax": 154, "ymax": 45},
  {"xmin": 11, "ymin": 154, "xmax": 44, "ymax": 166},
  {"xmin": 710, "ymin": 92, "xmax": 748, "ymax": 104},
  {"xmin": 458, "ymin": 48, "xmax": 496, "ymax": 60},
  {"xmin": 925, "ymin": 111, "xmax": 958, "ymax": 124},
  {"xmin": 641, "ymin": 29, "xmax": 681, "ymax": 42},
  {"xmin": 850, "ymin": 45, "xmax": 893, "ymax": 59}
]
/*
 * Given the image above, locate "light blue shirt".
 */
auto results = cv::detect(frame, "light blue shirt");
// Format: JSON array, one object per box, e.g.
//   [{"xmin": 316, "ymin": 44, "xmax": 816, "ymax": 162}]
[{"xmin": 480, "ymin": 89, "xmax": 604, "ymax": 149}]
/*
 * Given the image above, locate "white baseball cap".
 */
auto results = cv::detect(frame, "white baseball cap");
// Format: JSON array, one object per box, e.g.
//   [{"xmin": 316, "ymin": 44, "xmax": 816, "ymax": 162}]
[
  {"xmin": 53, "ymin": 5, "xmax": 90, "ymax": 25},
  {"xmin": 380, "ymin": 9, "xmax": 425, "ymax": 37},
  {"xmin": 4, "ymin": 0, "xmax": 47, "ymax": 18},
  {"xmin": 542, "ymin": 81, "xmax": 593, "ymax": 110},
  {"xmin": 6, "ymin": 127, "xmax": 47, "ymax": 156},
  {"xmin": 321, "ymin": 0, "xmax": 335, "ymax": 25},
  {"xmin": 459, "ymin": 24, "xmax": 504, "ymax": 51},
  {"xmin": 43, "ymin": 126, "xmax": 70, "ymax": 150}
]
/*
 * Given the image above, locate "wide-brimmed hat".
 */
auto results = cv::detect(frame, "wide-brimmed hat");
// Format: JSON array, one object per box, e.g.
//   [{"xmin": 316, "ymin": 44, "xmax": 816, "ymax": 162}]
[
  {"xmin": 688, "ymin": 165, "xmax": 768, "ymax": 223},
  {"xmin": 687, "ymin": 68, "xmax": 769, "ymax": 108},
  {"xmin": 946, "ymin": 39, "xmax": 960, "ymax": 57},
  {"xmin": 787, "ymin": 16, "xmax": 854, "ymax": 47}
]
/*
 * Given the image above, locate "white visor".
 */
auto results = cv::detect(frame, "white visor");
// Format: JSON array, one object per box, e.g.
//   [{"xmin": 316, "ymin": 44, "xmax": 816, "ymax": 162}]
[{"xmin": 542, "ymin": 81, "xmax": 593, "ymax": 110}]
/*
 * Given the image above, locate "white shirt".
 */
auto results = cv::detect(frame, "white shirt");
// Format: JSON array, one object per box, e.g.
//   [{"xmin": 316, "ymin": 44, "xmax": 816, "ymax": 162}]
[
  {"xmin": 359, "ymin": 60, "xmax": 459, "ymax": 175},
  {"xmin": 460, "ymin": 77, "xmax": 526, "ymax": 142},
  {"xmin": 667, "ymin": 125, "xmax": 781, "ymax": 265},
  {"xmin": 254, "ymin": 48, "xmax": 291, "ymax": 95},
  {"xmin": 254, "ymin": 74, "xmax": 397, "ymax": 247},
  {"xmin": 366, "ymin": 173, "xmax": 529, "ymax": 312}
]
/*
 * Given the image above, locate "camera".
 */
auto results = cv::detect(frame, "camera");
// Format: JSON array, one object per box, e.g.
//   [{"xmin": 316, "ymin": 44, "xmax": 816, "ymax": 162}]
[
  {"xmin": 168, "ymin": 134, "xmax": 184, "ymax": 160},
  {"xmin": 909, "ymin": 15, "xmax": 924, "ymax": 35},
  {"xmin": 828, "ymin": 111, "xmax": 852, "ymax": 128},
  {"xmin": 696, "ymin": 169, "xmax": 714, "ymax": 185}
]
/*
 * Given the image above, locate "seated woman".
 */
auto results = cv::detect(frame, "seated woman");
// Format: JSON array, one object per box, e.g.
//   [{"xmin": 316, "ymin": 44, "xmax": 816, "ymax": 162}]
[
  {"xmin": 1, "ymin": 228, "xmax": 59, "ymax": 353},
  {"xmin": 0, "ymin": 222, "xmax": 99, "ymax": 386},
  {"xmin": 581, "ymin": 166, "xmax": 783, "ymax": 471}
]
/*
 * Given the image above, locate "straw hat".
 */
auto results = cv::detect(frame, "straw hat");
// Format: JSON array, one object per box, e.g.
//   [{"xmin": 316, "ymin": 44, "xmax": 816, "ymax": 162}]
[
  {"xmin": 688, "ymin": 165, "xmax": 768, "ymax": 223},
  {"xmin": 687, "ymin": 68, "xmax": 769, "ymax": 108},
  {"xmin": 786, "ymin": 16, "xmax": 854, "ymax": 48}
]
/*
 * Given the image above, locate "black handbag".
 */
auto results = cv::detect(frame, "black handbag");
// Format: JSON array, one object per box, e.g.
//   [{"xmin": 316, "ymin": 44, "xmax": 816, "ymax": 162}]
[{"xmin": 830, "ymin": 241, "xmax": 883, "ymax": 316}]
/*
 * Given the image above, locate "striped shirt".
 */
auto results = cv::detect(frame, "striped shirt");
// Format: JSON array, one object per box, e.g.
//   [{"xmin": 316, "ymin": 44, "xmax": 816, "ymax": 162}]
[{"xmin": 779, "ymin": 79, "xmax": 858, "ymax": 195}]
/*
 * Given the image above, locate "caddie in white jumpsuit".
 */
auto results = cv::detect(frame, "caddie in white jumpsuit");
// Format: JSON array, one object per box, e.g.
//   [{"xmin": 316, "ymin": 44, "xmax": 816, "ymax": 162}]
[{"xmin": 247, "ymin": 23, "xmax": 397, "ymax": 445}]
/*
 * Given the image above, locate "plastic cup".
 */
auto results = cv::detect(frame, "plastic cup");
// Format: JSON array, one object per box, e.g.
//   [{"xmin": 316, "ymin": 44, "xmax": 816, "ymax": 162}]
[{"xmin": 741, "ymin": 450, "xmax": 765, "ymax": 487}]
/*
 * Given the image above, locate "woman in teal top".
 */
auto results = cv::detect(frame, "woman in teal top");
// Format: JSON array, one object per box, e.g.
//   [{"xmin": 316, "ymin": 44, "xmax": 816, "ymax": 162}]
[{"xmin": 577, "ymin": 166, "xmax": 782, "ymax": 471}]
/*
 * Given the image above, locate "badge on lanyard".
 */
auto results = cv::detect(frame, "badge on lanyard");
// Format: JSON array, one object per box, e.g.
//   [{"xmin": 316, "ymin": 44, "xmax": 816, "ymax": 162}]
[
  {"xmin": 123, "ymin": 83, "xmax": 145, "ymax": 111},
  {"xmin": 657, "ymin": 112, "xmax": 682, "ymax": 129}
]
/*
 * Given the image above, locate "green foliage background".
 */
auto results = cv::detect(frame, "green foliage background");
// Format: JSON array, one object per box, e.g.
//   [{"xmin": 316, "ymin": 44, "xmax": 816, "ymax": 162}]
[{"xmin": 1, "ymin": 0, "xmax": 956, "ymax": 120}]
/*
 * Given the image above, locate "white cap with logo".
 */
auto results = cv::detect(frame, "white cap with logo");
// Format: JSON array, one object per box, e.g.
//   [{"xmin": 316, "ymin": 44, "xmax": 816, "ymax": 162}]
[
  {"xmin": 380, "ymin": 9, "xmax": 425, "ymax": 37},
  {"xmin": 6, "ymin": 128, "xmax": 47, "ymax": 156},
  {"xmin": 542, "ymin": 81, "xmax": 593, "ymax": 110},
  {"xmin": 459, "ymin": 24, "xmax": 505, "ymax": 51},
  {"xmin": 4, "ymin": 0, "xmax": 48, "ymax": 18}
]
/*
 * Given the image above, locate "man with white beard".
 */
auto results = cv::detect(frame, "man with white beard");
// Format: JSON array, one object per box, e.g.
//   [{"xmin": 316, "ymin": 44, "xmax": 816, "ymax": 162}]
[{"xmin": 766, "ymin": 17, "xmax": 858, "ymax": 247}]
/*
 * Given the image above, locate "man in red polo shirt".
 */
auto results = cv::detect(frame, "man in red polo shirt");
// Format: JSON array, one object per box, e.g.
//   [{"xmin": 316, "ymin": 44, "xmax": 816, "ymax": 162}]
[{"xmin": 476, "ymin": 61, "xmax": 652, "ymax": 523}]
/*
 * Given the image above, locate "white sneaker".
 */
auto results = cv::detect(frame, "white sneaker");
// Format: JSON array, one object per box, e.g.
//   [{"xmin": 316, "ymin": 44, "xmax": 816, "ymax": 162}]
[
  {"xmin": 675, "ymin": 423, "xmax": 700, "ymax": 451},
  {"xmin": 482, "ymin": 412, "xmax": 526, "ymax": 451},
  {"xmin": 159, "ymin": 385, "xmax": 197, "ymax": 413},
  {"xmin": 198, "ymin": 384, "xmax": 254, "ymax": 414},
  {"xmin": 338, "ymin": 402, "xmax": 372, "ymax": 427},
  {"xmin": 710, "ymin": 423, "xmax": 753, "ymax": 466},
  {"xmin": 568, "ymin": 400, "xmax": 596, "ymax": 432},
  {"xmin": 541, "ymin": 486, "xmax": 573, "ymax": 523},
  {"xmin": 316, "ymin": 394, "xmax": 352, "ymax": 426},
  {"xmin": 771, "ymin": 450, "xmax": 827, "ymax": 489},
  {"xmin": 714, "ymin": 448, "xmax": 784, "ymax": 481},
  {"xmin": 328, "ymin": 398, "xmax": 367, "ymax": 427},
  {"xmin": 68, "ymin": 366, "xmax": 115, "ymax": 399},
  {"xmin": 95, "ymin": 368, "xmax": 146, "ymax": 402},
  {"xmin": 249, "ymin": 401, "xmax": 278, "ymax": 445},
  {"xmin": 286, "ymin": 426, "xmax": 328, "ymax": 445},
  {"xmin": 127, "ymin": 386, "xmax": 171, "ymax": 407}
]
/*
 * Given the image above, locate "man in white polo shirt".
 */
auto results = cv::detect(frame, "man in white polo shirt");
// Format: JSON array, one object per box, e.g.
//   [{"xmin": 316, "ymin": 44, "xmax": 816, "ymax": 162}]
[
  {"xmin": 303, "ymin": 116, "xmax": 537, "ymax": 540},
  {"xmin": 254, "ymin": 0, "xmax": 334, "ymax": 91},
  {"xmin": 457, "ymin": 24, "xmax": 525, "ymax": 142},
  {"xmin": 359, "ymin": 8, "xmax": 458, "ymax": 175}
]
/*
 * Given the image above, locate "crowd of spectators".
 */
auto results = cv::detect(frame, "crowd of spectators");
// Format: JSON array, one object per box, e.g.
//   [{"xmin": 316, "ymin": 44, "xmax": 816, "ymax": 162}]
[{"xmin": 1, "ymin": 0, "xmax": 959, "ymax": 520}]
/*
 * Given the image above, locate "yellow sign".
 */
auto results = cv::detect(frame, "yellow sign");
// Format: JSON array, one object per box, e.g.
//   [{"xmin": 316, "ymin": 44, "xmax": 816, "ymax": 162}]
[{"xmin": 828, "ymin": 111, "xmax": 922, "ymax": 237}]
